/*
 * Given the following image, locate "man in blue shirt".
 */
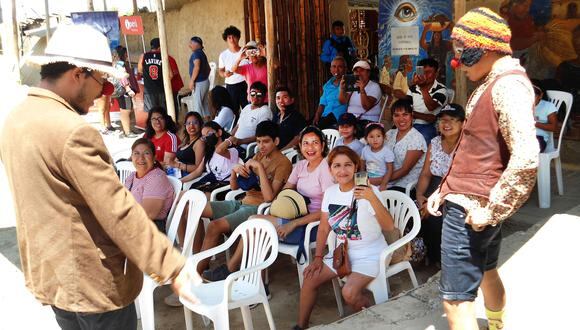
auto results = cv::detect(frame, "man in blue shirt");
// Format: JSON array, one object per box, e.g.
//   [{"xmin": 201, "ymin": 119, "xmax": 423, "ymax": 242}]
[
  {"xmin": 188, "ymin": 36, "xmax": 211, "ymax": 120},
  {"xmin": 313, "ymin": 56, "xmax": 348, "ymax": 129},
  {"xmin": 321, "ymin": 21, "xmax": 356, "ymax": 71}
]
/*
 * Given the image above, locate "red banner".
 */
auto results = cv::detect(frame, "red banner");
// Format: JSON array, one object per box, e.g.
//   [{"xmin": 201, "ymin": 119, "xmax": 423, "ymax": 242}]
[{"xmin": 119, "ymin": 16, "xmax": 144, "ymax": 35}]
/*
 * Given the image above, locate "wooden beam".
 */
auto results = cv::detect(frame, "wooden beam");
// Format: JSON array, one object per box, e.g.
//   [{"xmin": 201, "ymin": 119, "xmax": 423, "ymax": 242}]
[
  {"xmin": 155, "ymin": 0, "xmax": 176, "ymax": 121},
  {"xmin": 264, "ymin": 0, "xmax": 277, "ymax": 105},
  {"xmin": 1, "ymin": 0, "xmax": 21, "ymax": 83},
  {"xmin": 454, "ymin": 0, "xmax": 467, "ymax": 106},
  {"xmin": 44, "ymin": 0, "xmax": 51, "ymax": 42},
  {"xmin": 87, "ymin": 0, "xmax": 94, "ymax": 11}
]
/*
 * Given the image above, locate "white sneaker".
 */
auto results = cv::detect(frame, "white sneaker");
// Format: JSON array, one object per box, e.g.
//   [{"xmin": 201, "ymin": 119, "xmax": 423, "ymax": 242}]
[{"xmin": 163, "ymin": 293, "xmax": 183, "ymax": 307}]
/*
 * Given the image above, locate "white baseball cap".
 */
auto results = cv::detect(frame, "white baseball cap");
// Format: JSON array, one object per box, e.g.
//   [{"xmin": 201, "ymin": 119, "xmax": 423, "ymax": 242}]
[{"xmin": 352, "ymin": 60, "xmax": 371, "ymax": 71}]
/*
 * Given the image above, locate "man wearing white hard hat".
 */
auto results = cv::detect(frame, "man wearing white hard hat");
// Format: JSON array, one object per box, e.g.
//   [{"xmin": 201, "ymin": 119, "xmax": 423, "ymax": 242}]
[
  {"xmin": 0, "ymin": 25, "xmax": 195, "ymax": 329},
  {"xmin": 338, "ymin": 60, "xmax": 383, "ymax": 136}
]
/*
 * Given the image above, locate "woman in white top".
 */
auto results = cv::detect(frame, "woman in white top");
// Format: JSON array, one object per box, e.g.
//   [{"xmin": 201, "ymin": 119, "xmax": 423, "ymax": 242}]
[
  {"xmin": 339, "ymin": 60, "xmax": 383, "ymax": 123},
  {"xmin": 385, "ymin": 99, "xmax": 427, "ymax": 196},
  {"xmin": 295, "ymin": 146, "xmax": 394, "ymax": 330},
  {"xmin": 209, "ymin": 85, "xmax": 237, "ymax": 132},
  {"xmin": 415, "ymin": 104, "xmax": 464, "ymax": 264}
]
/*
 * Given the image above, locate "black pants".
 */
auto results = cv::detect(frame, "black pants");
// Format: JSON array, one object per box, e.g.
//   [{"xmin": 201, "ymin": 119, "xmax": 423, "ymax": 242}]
[
  {"xmin": 226, "ymin": 81, "xmax": 248, "ymax": 113},
  {"xmin": 52, "ymin": 303, "xmax": 137, "ymax": 330}
]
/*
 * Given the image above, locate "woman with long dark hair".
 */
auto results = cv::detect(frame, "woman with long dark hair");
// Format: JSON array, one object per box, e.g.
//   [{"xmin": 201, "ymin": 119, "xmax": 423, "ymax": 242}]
[
  {"xmin": 169, "ymin": 111, "xmax": 205, "ymax": 176},
  {"xmin": 209, "ymin": 85, "xmax": 237, "ymax": 131},
  {"xmin": 144, "ymin": 107, "xmax": 180, "ymax": 166}
]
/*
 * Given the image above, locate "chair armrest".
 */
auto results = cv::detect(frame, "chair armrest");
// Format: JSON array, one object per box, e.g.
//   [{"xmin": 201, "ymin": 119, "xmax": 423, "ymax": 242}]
[
  {"xmin": 210, "ymin": 184, "xmax": 232, "ymax": 201},
  {"xmin": 405, "ymin": 181, "xmax": 417, "ymax": 197},
  {"xmin": 303, "ymin": 221, "xmax": 320, "ymax": 263},
  {"xmin": 225, "ymin": 189, "xmax": 245, "ymax": 201},
  {"xmin": 257, "ymin": 202, "xmax": 272, "ymax": 215},
  {"xmin": 182, "ymin": 172, "xmax": 207, "ymax": 191}
]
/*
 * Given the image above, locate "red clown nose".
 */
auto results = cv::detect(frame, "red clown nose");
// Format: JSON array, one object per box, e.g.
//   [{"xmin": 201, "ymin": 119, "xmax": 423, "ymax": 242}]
[
  {"xmin": 101, "ymin": 81, "xmax": 114, "ymax": 96},
  {"xmin": 450, "ymin": 58, "xmax": 462, "ymax": 69}
]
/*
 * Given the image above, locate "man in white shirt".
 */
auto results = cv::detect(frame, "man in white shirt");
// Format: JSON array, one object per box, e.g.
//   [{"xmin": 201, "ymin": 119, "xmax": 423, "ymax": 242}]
[
  {"xmin": 407, "ymin": 57, "xmax": 448, "ymax": 143},
  {"xmin": 219, "ymin": 26, "xmax": 248, "ymax": 112},
  {"xmin": 228, "ymin": 81, "xmax": 272, "ymax": 155}
]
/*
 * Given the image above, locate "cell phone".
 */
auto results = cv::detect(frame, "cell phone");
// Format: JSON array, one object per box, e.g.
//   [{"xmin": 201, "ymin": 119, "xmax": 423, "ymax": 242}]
[
  {"xmin": 245, "ymin": 49, "xmax": 260, "ymax": 57},
  {"xmin": 415, "ymin": 66, "xmax": 425, "ymax": 76},
  {"xmin": 344, "ymin": 74, "xmax": 359, "ymax": 92},
  {"xmin": 354, "ymin": 171, "xmax": 368, "ymax": 186}
]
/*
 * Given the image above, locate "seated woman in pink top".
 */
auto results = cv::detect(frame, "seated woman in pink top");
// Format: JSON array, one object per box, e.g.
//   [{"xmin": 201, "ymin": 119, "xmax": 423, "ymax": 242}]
[
  {"xmin": 231, "ymin": 41, "xmax": 268, "ymax": 103},
  {"xmin": 202, "ymin": 126, "xmax": 335, "ymax": 282},
  {"xmin": 125, "ymin": 138, "xmax": 175, "ymax": 233}
]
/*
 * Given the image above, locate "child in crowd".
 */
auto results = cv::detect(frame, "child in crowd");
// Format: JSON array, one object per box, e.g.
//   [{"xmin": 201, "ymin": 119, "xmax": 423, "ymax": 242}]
[
  {"xmin": 228, "ymin": 81, "xmax": 272, "ymax": 157},
  {"xmin": 196, "ymin": 121, "xmax": 292, "ymax": 275},
  {"xmin": 334, "ymin": 113, "xmax": 364, "ymax": 155},
  {"xmin": 361, "ymin": 122, "xmax": 394, "ymax": 191},
  {"xmin": 182, "ymin": 121, "xmax": 240, "ymax": 194}
]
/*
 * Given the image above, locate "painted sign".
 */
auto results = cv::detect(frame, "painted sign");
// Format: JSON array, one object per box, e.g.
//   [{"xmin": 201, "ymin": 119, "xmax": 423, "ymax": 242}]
[
  {"xmin": 391, "ymin": 26, "xmax": 419, "ymax": 55},
  {"xmin": 120, "ymin": 16, "xmax": 144, "ymax": 35}
]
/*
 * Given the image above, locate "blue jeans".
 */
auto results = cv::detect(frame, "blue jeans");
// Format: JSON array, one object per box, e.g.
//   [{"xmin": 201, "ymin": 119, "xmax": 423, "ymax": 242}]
[
  {"xmin": 413, "ymin": 123, "xmax": 437, "ymax": 144},
  {"xmin": 439, "ymin": 201, "xmax": 502, "ymax": 301}
]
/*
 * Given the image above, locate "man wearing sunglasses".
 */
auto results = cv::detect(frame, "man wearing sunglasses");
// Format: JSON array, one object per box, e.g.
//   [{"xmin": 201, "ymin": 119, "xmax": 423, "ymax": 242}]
[
  {"xmin": 427, "ymin": 8, "xmax": 538, "ymax": 330},
  {"xmin": 228, "ymin": 81, "xmax": 273, "ymax": 157},
  {"xmin": 0, "ymin": 25, "xmax": 195, "ymax": 329}
]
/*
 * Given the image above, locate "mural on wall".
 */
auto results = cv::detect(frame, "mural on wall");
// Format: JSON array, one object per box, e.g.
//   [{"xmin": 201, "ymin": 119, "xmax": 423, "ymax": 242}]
[
  {"xmin": 501, "ymin": 0, "xmax": 579, "ymax": 112},
  {"xmin": 378, "ymin": 0, "xmax": 455, "ymax": 89}
]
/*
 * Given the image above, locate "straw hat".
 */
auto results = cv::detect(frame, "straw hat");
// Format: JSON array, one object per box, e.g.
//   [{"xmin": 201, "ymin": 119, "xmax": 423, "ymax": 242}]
[
  {"xmin": 269, "ymin": 189, "xmax": 310, "ymax": 219},
  {"xmin": 27, "ymin": 24, "xmax": 126, "ymax": 78}
]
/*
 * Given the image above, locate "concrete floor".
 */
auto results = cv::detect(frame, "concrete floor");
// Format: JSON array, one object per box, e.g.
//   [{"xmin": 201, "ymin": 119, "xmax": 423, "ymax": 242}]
[{"xmin": 1, "ymin": 114, "xmax": 579, "ymax": 329}]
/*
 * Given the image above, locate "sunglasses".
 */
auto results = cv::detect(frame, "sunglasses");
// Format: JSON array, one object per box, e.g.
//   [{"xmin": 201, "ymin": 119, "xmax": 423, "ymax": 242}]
[
  {"xmin": 249, "ymin": 91, "xmax": 264, "ymax": 98},
  {"xmin": 185, "ymin": 120, "xmax": 200, "ymax": 126}
]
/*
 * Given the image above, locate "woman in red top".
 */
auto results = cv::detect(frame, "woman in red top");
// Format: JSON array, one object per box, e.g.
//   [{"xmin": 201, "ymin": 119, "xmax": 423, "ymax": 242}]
[{"xmin": 145, "ymin": 107, "xmax": 180, "ymax": 166}]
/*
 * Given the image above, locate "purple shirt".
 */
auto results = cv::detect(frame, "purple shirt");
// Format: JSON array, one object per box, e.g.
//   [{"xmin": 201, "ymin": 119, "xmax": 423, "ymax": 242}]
[{"xmin": 287, "ymin": 159, "xmax": 334, "ymax": 213}]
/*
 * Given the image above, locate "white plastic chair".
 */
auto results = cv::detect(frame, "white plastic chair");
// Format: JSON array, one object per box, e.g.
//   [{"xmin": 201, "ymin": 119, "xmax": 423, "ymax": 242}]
[
  {"xmin": 112, "ymin": 148, "xmax": 133, "ymax": 163},
  {"xmin": 165, "ymin": 176, "xmax": 183, "ymax": 229},
  {"xmin": 322, "ymin": 129, "xmax": 340, "ymax": 150},
  {"xmin": 116, "ymin": 161, "xmax": 135, "ymax": 185},
  {"xmin": 245, "ymin": 142, "xmax": 259, "ymax": 159},
  {"xmin": 259, "ymin": 204, "xmax": 319, "ymax": 288},
  {"xmin": 537, "ymin": 90, "xmax": 573, "ymax": 208},
  {"xmin": 331, "ymin": 190, "xmax": 420, "ymax": 317},
  {"xmin": 137, "ymin": 189, "xmax": 207, "ymax": 330},
  {"xmin": 282, "ymin": 148, "xmax": 300, "ymax": 164},
  {"xmin": 446, "ymin": 89, "xmax": 455, "ymax": 104},
  {"xmin": 209, "ymin": 62, "xmax": 217, "ymax": 90},
  {"xmin": 181, "ymin": 218, "xmax": 279, "ymax": 330},
  {"xmin": 379, "ymin": 94, "xmax": 390, "ymax": 123}
]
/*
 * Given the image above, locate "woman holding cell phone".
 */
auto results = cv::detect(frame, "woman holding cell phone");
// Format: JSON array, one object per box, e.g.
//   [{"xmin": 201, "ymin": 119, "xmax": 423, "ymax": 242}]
[
  {"xmin": 293, "ymin": 146, "xmax": 394, "ymax": 330},
  {"xmin": 231, "ymin": 40, "xmax": 268, "ymax": 103}
]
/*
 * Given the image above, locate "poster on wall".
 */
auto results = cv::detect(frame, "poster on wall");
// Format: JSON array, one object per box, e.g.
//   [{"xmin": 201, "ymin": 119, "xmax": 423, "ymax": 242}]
[
  {"xmin": 71, "ymin": 11, "xmax": 120, "ymax": 49},
  {"xmin": 378, "ymin": 0, "xmax": 455, "ymax": 89}
]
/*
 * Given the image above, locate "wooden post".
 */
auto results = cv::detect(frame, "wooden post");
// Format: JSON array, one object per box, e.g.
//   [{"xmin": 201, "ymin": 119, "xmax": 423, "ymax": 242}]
[
  {"xmin": 264, "ymin": 0, "xmax": 277, "ymax": 105},
  {"xmin": 132, "ymin": 0, "xmax": 138, "ymax": 13},
  {"xmin": 44, "ymin": 0, "xmax": 51, "ymax": 42},
  {"xmin": 154, "ymin": 0, "xmax": 176, "ymax": 121},
  {"xmin": 454, "ymin": 0, "xmax": 467, "ymax": 106},
  {"xmin": 87, "ymin": 0, "xmax": 94, "ymax": 11},
  {"xmin": 102, "ymin": 0, "xmax": 107, "ymax": 11},
  {"xmin": 1, "ymin": 0, "xmax": 21, "ymax": 83}
]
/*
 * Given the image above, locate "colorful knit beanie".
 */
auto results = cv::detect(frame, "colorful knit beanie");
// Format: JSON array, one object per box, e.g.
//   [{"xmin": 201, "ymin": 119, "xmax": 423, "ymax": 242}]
[{"xmin": 451, "ymin": 7, "xmax": 512, "ymax": 67}]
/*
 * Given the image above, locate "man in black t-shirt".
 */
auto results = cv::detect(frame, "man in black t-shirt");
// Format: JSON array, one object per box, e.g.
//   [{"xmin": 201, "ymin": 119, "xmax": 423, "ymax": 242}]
[{"xmin": 272, "ymin": 86, "xmax": 306, "ymax": 151}]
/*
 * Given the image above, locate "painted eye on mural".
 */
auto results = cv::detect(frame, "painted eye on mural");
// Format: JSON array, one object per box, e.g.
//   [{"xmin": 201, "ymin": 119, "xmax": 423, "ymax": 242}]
[{"xmin": 394, "ymin": 2, "xmax": 418, "ymax": 22}]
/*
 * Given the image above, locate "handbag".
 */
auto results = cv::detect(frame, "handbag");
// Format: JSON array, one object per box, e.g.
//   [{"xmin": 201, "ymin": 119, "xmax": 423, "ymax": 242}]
[{"xmin": 332, "ymin": 238, "xmax": 351, "ymax": 278}]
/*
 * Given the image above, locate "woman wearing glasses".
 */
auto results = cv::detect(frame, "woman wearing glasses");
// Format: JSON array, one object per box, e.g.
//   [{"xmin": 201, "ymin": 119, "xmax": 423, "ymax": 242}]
[
  {"xmin": 169, "ymin": 111, "xmax": 205, "ymax": 176},
  {"xmin": 144, "ymin": 107, "xmax": 180, "ymax": 166},
  {"xmin": 231, "ymin": 40, "xmax": 269, "ymax": 103}
]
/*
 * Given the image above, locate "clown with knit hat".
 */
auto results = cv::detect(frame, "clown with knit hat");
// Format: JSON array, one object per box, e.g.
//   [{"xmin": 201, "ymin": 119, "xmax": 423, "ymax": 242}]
[{"xmin": 427, "ymin": 7, "xmax": 539, "ymax": 330}]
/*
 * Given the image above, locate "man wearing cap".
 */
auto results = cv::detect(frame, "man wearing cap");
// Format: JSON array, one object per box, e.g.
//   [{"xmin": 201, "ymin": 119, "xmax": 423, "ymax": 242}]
[
  {"xmin": 188, "ymin": 36, "xmax": 211, "ymax": 121},
  {"xmin": 427, "ymin": 8, "xmax": 538, "ymax": 330},
  {"xmin": 0, "ymin": 25, "xmax": 195, "ymax": 329},
  {"xmin": 313, "ymin": 56, "xmax": 348, "ymax": 129},
  {"xmin": 339, "ymin": 60, "xmax": 383, "ymax": 134},
  {"xmin": 138, "ymin": 37, "xmax": 183, "ymax": 113},
  {"xmin": 407, "ymin": 57, "xmax": 448, "ymax": 143}
]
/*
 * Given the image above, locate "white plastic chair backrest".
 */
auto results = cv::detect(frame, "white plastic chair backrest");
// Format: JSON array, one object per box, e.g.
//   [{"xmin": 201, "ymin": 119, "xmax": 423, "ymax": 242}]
[
  {"xmin": 282, "ymin": 148, "xmax": 299, "ymax": 164},
  {"xmin": 545, "ymin": 90, "xmax": 573, "ymax": 153},
  {"xmin": 446, "ymin": 89, "xmax": 455, "ymax": 104},
  {"xmin": 116, "ymin": 161, "xmax": 135, "ymax": 185},
  {"xmin": 227, "ymin": 115, "xmax": 236, "ymax": 133},
  {"xmin": 165, "ymin": 176, "xmax": 183, "ymax": 228},
  {"xmin": 227, "ymin": 219, "xmax": 278, "ymax": 299},
  {"xmin": 166, "ymin": 189, "xmax": 207, "ymax": 257},
  {"xmin": 209, "ymin": 62, "xmax": 217, "ymax": 90},
  {"xmin": 379, "ymin": 190, "xmax": 421, "ymax": 241},
  {"xmin": 323, "ymin": 129, "xmax": 340, "ymax": 150},
  {"xmin": 379, "ymin": 94, "xmax": 389, "ymax": 122},
  {"xmin": 112, "ymin": 148, "xmax": 132, "ymax": 163}
]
